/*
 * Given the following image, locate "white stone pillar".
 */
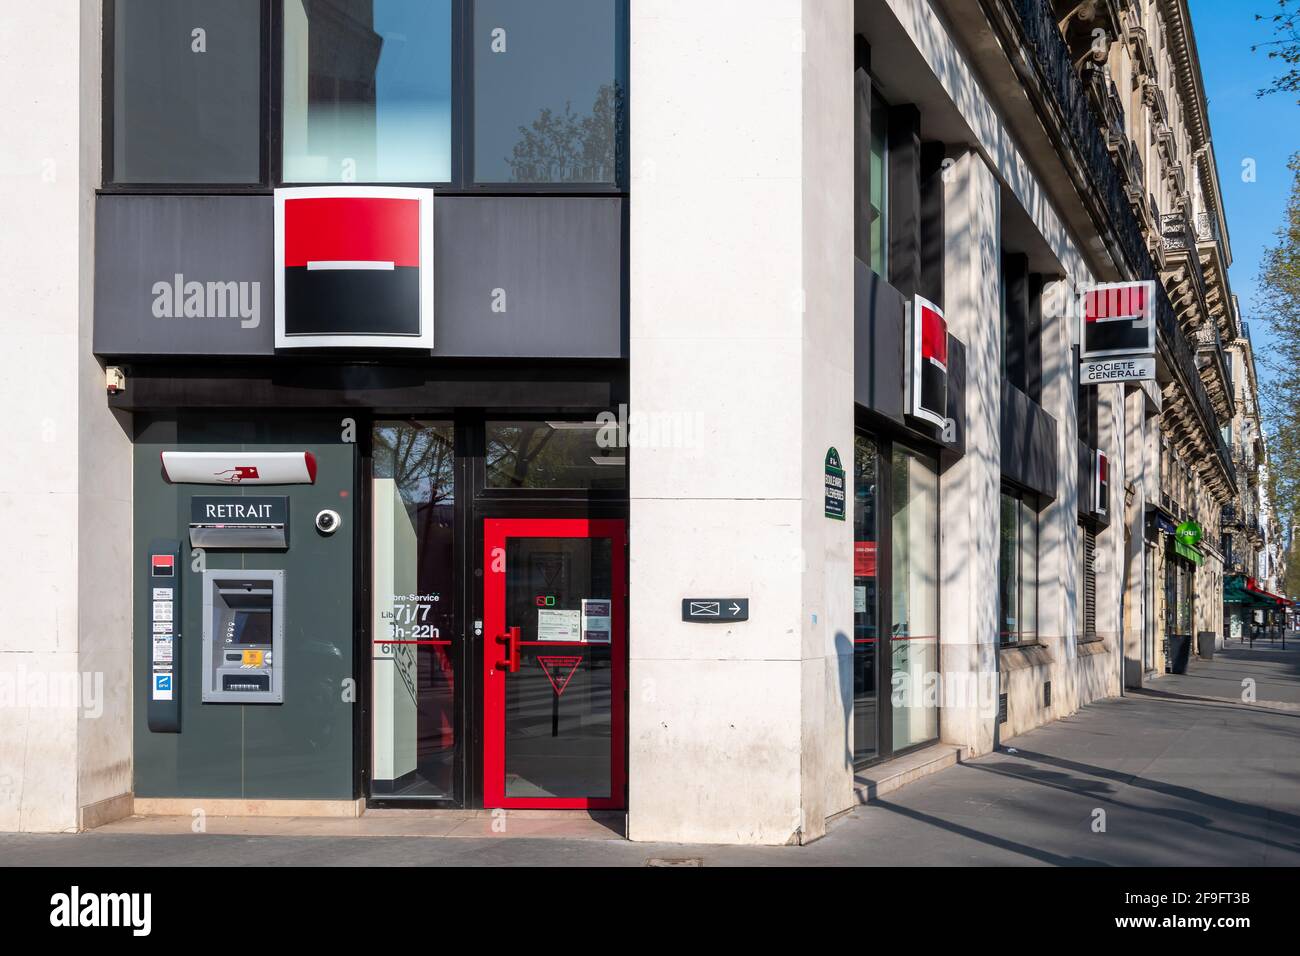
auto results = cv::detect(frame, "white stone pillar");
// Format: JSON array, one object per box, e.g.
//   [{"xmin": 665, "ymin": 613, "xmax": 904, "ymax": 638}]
[
  {"xmin": 0, "ymin": 0, "xmax": 132, "ymax": 833},
  {"xmin": 1039, "ymin": 278, "xmax": 1078, "ymax": 717},
  {"xmin": 937, "ymin": 150, "xmax": 1001, "ymax": 758},
  {"xmin": 626, "ymin": 0, "xmax": 855, "ymax": 845}
]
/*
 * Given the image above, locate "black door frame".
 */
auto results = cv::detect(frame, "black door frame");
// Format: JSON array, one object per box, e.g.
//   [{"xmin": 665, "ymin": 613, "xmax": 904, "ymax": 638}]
[
  {"xmin": 854, "ymin": 427, "xmax": 942, "ymax": 770},
  {"xmin": 361, "ymin": 411, "xmax": 629, "ymax": 809}
]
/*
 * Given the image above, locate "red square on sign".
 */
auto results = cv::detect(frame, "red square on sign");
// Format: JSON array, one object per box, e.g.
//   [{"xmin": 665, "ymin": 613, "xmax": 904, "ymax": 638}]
[{"xmin": 152, "ymin": 555, "xmax": 174, "ymax": 575}]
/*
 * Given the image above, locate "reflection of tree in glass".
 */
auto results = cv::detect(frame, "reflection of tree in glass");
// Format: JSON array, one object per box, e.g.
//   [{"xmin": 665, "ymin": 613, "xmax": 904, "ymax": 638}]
[
  {"xmin": 374, "ymin": 424, "xmax": 455, "ymax": 506},
  {"xmin": 487, "ymin": 424, "xmax": 566, "ymax": 488},
  {"xmin": 504, "ymin": 82, "xmax": 625, "ymax": 184}
]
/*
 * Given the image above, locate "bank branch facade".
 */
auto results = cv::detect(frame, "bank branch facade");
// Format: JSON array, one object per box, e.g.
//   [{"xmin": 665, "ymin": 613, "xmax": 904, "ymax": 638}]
[{"xmin": 5, "ymin": 0, "xmax": 1260, "ymax": 846}]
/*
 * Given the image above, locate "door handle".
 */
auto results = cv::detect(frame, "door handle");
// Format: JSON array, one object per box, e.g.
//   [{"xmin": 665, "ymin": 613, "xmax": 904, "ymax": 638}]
[{"xmin": 495, "ymin": 626, "xmax": 521, "ymax": 674}]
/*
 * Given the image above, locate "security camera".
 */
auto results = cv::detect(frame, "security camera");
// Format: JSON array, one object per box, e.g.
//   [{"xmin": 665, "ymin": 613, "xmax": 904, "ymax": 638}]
[{"xmin": 315, "ymin": 509, "xmax": 342, "ymax": 535}]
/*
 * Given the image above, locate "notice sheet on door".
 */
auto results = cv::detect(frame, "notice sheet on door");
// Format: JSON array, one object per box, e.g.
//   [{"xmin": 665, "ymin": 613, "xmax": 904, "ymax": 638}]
[{"xmin": 537, "ymin": 608, "xmax": 582, "ymax": 642}]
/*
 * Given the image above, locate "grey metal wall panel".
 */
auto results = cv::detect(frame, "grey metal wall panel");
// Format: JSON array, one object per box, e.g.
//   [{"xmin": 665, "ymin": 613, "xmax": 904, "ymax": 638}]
[
  {"xmin": 95, "ymin": 195, "xmax": 625, "ymax": 359},
  {"xmin": 132, "ymin": 415, "xmax": 355, "ymax": 799},
  {"xmin": 95, "ymin": 196, "xmax": 275, "ymax": 355},
  {"xmin": 1078, "ymin": 437, "xmax": 1094, "ymax": 516},
  {"xmin": 1001, "ymin": 380, "xmax": 1059, "ymax": 500},
  {"xmin": 434, "ymin": 197, "xmax": 624, "ymax": 357},
  {"xmin": 854, "ymin": 260, "xmax": 906, "ymax": 419},
  {"xmin": 943, "ymin": 338, "xmax": 966, "ymax": 459}
]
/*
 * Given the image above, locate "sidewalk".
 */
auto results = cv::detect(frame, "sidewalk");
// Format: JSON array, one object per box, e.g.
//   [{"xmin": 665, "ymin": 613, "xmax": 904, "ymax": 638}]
[{"xmin": 2, "ymin": 641, "xmax": 1297, "ymax": 866}]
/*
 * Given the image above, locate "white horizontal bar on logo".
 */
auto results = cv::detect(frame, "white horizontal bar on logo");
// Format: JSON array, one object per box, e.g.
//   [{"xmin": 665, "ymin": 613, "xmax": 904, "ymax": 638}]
[{"xmin": 305, "ymin": 260, "xmax": 396, "ymax": 271}]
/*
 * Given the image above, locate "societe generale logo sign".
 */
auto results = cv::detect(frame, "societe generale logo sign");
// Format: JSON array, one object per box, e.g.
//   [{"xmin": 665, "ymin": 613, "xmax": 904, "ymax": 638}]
[{"xmin": 274, "ymin": 186, "xmax": 434, "ymax": 350}]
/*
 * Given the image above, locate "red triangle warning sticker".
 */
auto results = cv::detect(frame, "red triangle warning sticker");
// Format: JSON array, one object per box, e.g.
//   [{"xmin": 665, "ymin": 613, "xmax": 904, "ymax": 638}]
[{"xmin": 537, "ymin": 655, "xmax": 583, "ymax": 698}]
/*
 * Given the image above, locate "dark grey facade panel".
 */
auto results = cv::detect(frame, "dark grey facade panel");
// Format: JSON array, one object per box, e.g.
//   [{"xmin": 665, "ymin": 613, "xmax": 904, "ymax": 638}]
[
  {"xmin": 1001, "ymin": 379, "xmax": 1058, "ymax": 501},
  {"xmin": 943, "ymin": 338, "xmax": 966, "ymax": 460},
  {"xmin": 107, "ymin": 362, "xmax": 627, "ymax": 412},
  {"xmin": 854, "ymin": 261, "xmax": 906, "ymax": 421},
  {"xmin": 1077, "ymin": 437, "xmax": 1095, "ymax": 516},
  {"xmin": 94, "ymin": 195, "xmax": 625, "ymax": 359},
  {"xmin": 854, "ymin": 260, "xmax": 964, "ymax": 458},
  {"xmin": 95, "ymin": 196, "xmax": 275, "ymax": 355}
]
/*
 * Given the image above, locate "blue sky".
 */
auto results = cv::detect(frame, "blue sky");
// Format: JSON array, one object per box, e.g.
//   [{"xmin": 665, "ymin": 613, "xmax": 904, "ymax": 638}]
[{"xmin": 1188, "ymin": 0, "xmax": 1299, "ymax": 388}]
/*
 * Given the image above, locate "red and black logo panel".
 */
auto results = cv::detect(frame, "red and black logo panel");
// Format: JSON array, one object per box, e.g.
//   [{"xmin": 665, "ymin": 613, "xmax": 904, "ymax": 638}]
[
  {"xmin": 275, "ymin": 187, "xmax": 433, "ymax": 348},
  {"xmin": 1082, "ymin": 282, "xmax": 1154, "ymax": 357},
  {"xmin": 910, "ymin": 295, "xmax": 948, "ymax": 427}
]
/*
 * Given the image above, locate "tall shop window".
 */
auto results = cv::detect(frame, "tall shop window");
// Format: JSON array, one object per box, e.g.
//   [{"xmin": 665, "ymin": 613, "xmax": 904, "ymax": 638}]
[{"xmin": 999, "ymin": 487, "xmax": 1040, "ymax": 646}]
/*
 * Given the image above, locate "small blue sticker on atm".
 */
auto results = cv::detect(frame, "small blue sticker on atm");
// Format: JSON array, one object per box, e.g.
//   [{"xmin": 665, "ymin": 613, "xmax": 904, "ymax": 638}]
[{"xmin": 152, "ymin": 670, "xmax": 174, "ymax": 701}]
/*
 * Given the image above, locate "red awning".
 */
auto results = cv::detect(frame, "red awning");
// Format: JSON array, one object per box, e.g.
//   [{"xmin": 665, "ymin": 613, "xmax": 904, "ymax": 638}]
[{"xmin": 1246, "ymin": 578, "xmax": 1293, "ymax": 607}]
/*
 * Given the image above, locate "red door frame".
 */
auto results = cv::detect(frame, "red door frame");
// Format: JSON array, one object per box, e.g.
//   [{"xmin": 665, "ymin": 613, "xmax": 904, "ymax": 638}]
[{"xmin": 482, "ymin": 517, "xmax": 627, "ymax": 809}]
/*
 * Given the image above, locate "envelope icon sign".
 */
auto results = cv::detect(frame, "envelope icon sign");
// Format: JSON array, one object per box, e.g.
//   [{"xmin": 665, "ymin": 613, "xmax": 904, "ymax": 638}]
[{"xmin": 690, "ymin": 601, "xmax": 720, "ymax": 616}]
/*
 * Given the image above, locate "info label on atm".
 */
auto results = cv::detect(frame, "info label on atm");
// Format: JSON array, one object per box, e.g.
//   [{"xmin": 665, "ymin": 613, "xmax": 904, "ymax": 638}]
[
  {"xmin": 152, "ymin": 669, "xmax": 174, "ymax": 701},
  {"xmin": 152, "ymin": 587, "xmax": 173, "ymax": 601},
  {"xmin": 152, "ymin": 637, "xmax": 173, "ymax": 663},
  {"xmin": 152, "ymin": 601, "xmax": 173, "ymax": 622}
]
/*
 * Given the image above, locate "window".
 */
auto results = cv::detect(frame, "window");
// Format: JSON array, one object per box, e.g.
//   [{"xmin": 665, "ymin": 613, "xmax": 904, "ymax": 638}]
[
  {"xmin": 1077, "ymin": 523, "xmax": 1097, "ymax": 641},
  {"xmin": 109, "ymin": 1, "xmax": 629, "ymax": 191},
  {"xmin": 283, "ymin": 0, "xmax": 454, "ymax": 183},
  {"xmin": 999, "ymin": 487, "xmax": 1039, "ymax": 646},
  {"xmin": 110, "ymin": 0, "xmax": 263, "ymax": 184},
  {"xmin": 472, "ymin": 0, "xmax": 624, "ymax": 185},
  {"xmin": 852, "ymin": 436, "xmax": 880, "ymax": 764},
  {"xmin": 868, "ymin": 90, "xmax": 889, "ymax": 275},
  {"xmin": 890, "ymin": 445, "xmax": 939, "ymax": 750},
  {"xmin": 1001, "ymin": 254, "xmax": 1043, "ymax": 400},
  {"xmin": 852, "ymin": 435, "xmax": 939, "ymax": 764},
  {"xmin": 371, "ymin": 421, "xmax": 457, "ymax": 798},
  {"xmin": 486, "ymin": 421, "xmax": 626, "ymax": 490}
]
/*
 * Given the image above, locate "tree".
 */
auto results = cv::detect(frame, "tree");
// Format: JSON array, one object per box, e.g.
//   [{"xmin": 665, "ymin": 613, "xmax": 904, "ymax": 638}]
[
  {"xmin": 1286, "ymin": 532, "xmax": 1300, "ymax": 599},
  {"xmin": 1259, "ymin": 156, "xmax": 1300, "ymax": 549},
  {"xmin": 1254, "ymin": 1, "xmax": 1300, "ymax": 103}
]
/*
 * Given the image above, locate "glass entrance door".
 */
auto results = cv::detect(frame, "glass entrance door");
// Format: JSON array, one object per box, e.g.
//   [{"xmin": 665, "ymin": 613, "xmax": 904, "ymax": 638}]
[
  {"xmin": 482, "ymin": 517, "xmax": 626, "ymax": 809},
  {"xmin": 853, "ymin": 432, "xmax": 940, "ymax": 766}
]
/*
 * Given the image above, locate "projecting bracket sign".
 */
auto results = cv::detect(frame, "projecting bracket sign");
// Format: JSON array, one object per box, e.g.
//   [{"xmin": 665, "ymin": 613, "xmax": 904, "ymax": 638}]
[
  {"xmin": 682, "ymin": 599, "xmax": 749, "ymax": 623},
  {"xmin": 1079, "ymin": 280, "xmax": 1156, "ymax": 385}
]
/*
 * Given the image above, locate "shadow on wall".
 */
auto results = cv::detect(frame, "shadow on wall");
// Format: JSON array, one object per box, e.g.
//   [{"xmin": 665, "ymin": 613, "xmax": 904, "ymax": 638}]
[{"xmin": 837, "ymin": 631, "xmax": 854, "ymax": 771}]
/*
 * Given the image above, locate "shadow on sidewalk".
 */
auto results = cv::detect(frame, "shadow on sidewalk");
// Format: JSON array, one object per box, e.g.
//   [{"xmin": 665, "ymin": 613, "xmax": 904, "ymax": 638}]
[
  {"xmin": 867, "ymin": 799, "xmax": 1112, "ymax": 866},
  {"xmin": 961, "ymin": 752, "xmax": 1300, "ymax": 858},
  {"xmin": 1128, "ymin": 686, "xmax": 1300, "ymax": 717}
]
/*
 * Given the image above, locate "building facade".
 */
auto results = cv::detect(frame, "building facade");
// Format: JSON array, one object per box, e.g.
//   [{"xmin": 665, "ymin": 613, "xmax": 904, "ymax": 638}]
[{"xmin": 0, "ymin": 0, "xmax": 1278, "ymax": 844}]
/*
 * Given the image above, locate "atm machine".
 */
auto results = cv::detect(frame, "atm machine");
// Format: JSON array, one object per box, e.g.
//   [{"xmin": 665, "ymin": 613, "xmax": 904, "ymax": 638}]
[
  {"xmin": 146, "ymin": 455, "xmax": 313, "ymax": 732},
  {"xmin": 202, "ymin": 571, "xmax": 285, "ymax": 703}
]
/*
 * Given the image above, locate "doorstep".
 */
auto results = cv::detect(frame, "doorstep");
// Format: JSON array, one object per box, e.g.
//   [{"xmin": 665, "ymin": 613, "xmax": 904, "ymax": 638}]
[
  {"xmin": 852, "ymin": 743, "xmax": 967, "ymax": 804},
  {"xmin": 92, "ymin": 807, "xmax": 626, "ymax": 841}
]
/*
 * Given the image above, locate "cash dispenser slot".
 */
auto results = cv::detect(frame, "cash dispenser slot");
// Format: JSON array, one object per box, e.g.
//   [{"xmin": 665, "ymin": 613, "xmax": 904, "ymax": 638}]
[{"xmin": 202, "ymin": 570, "xmax": 284, "ymax": 704}]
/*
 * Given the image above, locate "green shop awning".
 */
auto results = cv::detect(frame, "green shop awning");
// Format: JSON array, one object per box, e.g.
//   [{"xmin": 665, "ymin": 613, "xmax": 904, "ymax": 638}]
[
  {"xmin": 1172, "ymin": 539, "xmax": 1203, "ymax": 565},
  {"xmin": 1225, "ymin": 575, "xmax": 1283, "ymax": 609}
]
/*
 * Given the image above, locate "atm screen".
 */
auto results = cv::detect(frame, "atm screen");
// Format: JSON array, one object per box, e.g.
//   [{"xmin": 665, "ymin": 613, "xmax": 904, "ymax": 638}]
[{"xmin": 232, "ymin": 611, "xmax": 272, "ymax": 645}]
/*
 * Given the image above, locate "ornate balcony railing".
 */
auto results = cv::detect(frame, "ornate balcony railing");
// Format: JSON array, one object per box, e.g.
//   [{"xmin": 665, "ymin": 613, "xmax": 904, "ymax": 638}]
[
  {"xmin": 1194, "ymin": 211, "xmax": 1217, "ymax": 244},
  {"xmin": 990, "ymin": 0, "xmax": 1236, "ymax": 492},
  {"xmin": 1083, "ymin": 62, "xmax": 1127, "ymax": 154},
  {"xmin": 1161, "ymin": 211, "xmax": 1209, "ymax": 321}
]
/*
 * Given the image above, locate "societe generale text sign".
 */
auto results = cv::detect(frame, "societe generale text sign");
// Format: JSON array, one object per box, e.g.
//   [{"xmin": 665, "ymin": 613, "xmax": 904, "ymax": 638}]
[
  {"xmin": 1078, "ymin": 280, "xmax": 1156, "ymax": 385},
  {"xmin": 1081, "ymin": 356, "xmax": 1156, "ymax": 384}
]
